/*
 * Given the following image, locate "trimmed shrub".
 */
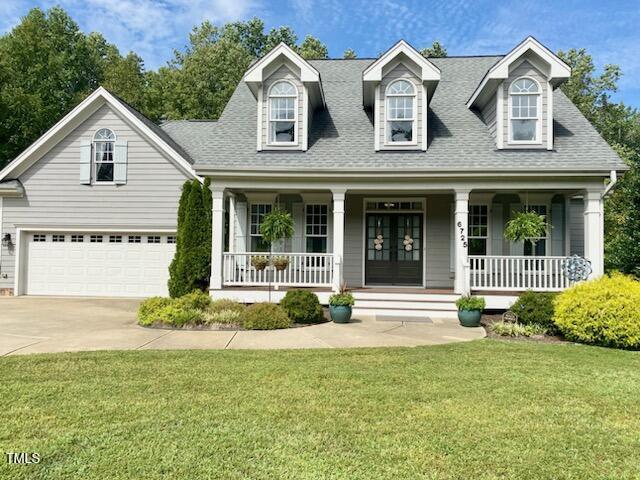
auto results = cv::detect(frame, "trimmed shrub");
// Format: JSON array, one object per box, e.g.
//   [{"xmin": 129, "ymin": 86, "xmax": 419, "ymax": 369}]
[
  {"xmin": 280, "ymin": 290, "xmax": 324, "ymax": 324},
  {"xmin": 175, "ymin": 290, "xmax": 211, "ymax": 311},
  {"xmin": 511, "ymin": 291, "xmax": 558, "ymax": 333},
  {"xmin": 155, "ymin": 305, "xmax": 203, "ymax": 327},
  {"xmin": 209, "ymin": 299, "xmax": 246, "ymax": 315},
  {"xmin": 491, "ymin": 321, "xmax": 547, "ymax": 337},
  {"xmin": 554, "ymin": 273, "xmax": 640, "ymax": 349},
  {"xmin": 137, "ymin": 297, "xmax": 172, "ymax": 326},
  {"xmin": 243, "ymin": 303, "xmax": 292, "ymax": 330},
  {"xmin": 204, "ymin": 309, "xmax": 243, "ymax": 325}
]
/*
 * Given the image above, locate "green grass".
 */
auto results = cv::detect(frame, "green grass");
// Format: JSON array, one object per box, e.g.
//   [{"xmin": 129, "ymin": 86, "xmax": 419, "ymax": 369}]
[{"xmin": 1, "ymin": 341, "xmax": 640, "ymax": 479}]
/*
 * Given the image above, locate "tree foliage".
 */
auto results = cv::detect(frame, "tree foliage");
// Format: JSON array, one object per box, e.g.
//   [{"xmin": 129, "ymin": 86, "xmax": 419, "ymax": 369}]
[
  {"xmin": 558, "ymin": 49, "xmax": 640, "ymax": 276},
  {"xmin": 168, "ymin": 180, "xmax": 211, "ymax": 297},
  {"xmin": 0, "ymin": 9, "xmax": 330, "ymax": 168},
  {"xmin": 420, "ymin": 41, "xmax": 447, "ymax": 58},
  {"xmin": 343, "ymin": 49, "xmax": 357, "ymax": 59}
]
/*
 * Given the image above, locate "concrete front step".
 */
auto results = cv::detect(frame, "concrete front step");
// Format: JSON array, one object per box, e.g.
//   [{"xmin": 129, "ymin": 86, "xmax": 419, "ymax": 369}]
[
  {"xmin": 352, "ymin": 308, "xmax": 459, "ymax": 319},
  {"xmin": 354, "ymin": 299, "xmax": 457, "ymax": 311},
  {"xmin": 352, "ymin": 291, "xmax": 460, "ymax": 302}
]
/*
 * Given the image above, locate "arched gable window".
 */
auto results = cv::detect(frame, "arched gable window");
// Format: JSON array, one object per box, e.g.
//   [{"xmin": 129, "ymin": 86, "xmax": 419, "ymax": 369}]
[
  {"xmin": 268, "ymin": 81, "xmax": 297, "ymax": 144},
  {"xmin": 509, "ymin": 77, "xmax": 541, "ymax": 143},
  {"xmin": 386, "ymin": 79, "xmax": 416, "ymax": 143},
  {"xmin": 93, "ymin": 128, "xmax": 116, "ymax": 182}
]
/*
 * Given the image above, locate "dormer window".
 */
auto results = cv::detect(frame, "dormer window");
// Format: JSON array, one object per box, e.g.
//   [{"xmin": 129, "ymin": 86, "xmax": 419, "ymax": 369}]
[
  {"xmin": 509, "ymin": 77, "xmax": 541, "ymax": 143},
  {"xmin": 386, "ymin": 80, "xmax": 416, "ymax": 144},
  {"xmin": 268, "ymin": 81, "xmax": 297, "ymax": 144}
]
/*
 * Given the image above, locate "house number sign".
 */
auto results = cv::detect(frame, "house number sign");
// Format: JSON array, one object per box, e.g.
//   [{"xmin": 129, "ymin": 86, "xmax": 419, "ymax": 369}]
[{"xmin": 457, "ymin": 221, "xmax": 468, "ymax": 248}]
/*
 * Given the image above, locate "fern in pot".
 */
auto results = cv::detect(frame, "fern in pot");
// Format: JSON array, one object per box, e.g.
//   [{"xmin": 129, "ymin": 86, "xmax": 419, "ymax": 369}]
[
  {"xmin": 455, "ymin": 296, "xmax": 486, "ymax": 327},
  {"xmin": 504, "ymin": 210, "xmax": 548, "ymax": 246}
]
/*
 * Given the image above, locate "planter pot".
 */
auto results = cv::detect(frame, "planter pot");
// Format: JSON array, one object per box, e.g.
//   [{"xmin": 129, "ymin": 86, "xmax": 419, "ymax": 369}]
[
  {"xmin": 273, "ymin": 262, "xmax": 289, "ymax": 271},
  {"xmin": 330, "ymin": 305, "xmax": 352, "ymax": 323},
  {"xmin": 458, "ymin": 309, "xmax": 482, "ymax": 327}
]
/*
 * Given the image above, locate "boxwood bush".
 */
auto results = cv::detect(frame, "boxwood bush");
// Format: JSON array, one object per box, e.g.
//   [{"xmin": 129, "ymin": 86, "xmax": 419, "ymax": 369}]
[
  {"xmin": 243, "ymin": 303, "xmax": 292, "ymax": 330},
  {"xmin": 280, "ymin": 290, "xmax": 325, "ymax": 324},
  {"xmin": 511, "ymin": 291, "xmax": 558, "ymax": 333},
  {"xmin": 554, "ymin": 273, "xmax": 640, "ymax": 349}
]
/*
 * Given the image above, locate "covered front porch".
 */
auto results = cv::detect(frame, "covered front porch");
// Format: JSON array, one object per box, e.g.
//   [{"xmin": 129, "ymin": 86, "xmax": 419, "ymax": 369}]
[{"xmin": 208, "ymin": 180, "xmax": 605, "ymax": 303}]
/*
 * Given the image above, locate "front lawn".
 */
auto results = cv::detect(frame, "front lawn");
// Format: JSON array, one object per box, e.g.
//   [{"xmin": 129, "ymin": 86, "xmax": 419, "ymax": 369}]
[{"xmin": 1, "ymin": 341, "xmax": 639, "ymax": 479}]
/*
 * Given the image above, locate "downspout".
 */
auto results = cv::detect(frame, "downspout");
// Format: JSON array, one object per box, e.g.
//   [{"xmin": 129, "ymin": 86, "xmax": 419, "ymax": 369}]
[{"xmin": 602, "ymin": 170, "xmax": 618, "ymax": 198}]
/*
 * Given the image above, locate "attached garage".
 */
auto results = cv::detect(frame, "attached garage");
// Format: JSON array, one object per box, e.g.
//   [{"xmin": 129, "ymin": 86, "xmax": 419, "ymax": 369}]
[{"xmin": 22, "ymin": 232, "xmax": 176, "ymax": 297}]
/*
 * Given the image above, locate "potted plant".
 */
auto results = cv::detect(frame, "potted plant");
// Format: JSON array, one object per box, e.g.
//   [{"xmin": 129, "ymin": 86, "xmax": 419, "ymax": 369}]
[
  {"xmin": 504, "ymin": 210, "xmax": 548, "ymax": 245},
  {"xmin": 272, "ymin": 256, "xmax": 289, "ymax": 271},
  {"xmin": 251, "ymin": 255, "xmax": 269, "ymax": 271},
  {"xmin": 260, "ymin": 208, "xmax": 294, "ymax": 301},
  {"xmin": 455, "ymin": 295, "xmax": 486, "ymax": 327},
  {"xmin": 328, "ymin": 286, "xmax": 355, "ymax": 323}
]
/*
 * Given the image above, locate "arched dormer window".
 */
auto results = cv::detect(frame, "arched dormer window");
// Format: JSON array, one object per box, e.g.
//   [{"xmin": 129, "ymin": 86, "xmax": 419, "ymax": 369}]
[
  {"xmin": 268, "ymin": 81, "xmax": 297, "ymax": 145},
  {"xmin": 509, "ymin": 77, "xmax": 541, "ymax": 143},
  {"xmin": 93, "ymin": 128, "xmax": 116, "ymax": 182},
  {"xmin": 386, "ymin": 79, "xmax": 416, "ymax": 144}
]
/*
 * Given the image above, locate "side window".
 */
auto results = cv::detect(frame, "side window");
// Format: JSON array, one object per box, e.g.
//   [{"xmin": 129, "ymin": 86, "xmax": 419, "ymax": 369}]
[
  {"xmin": 305, "ymin": 204, "xmax": 328, "ymax": 253},
  {"xmin": 468, "ymin": 205, "xmax": 488, "ymax": 255},
  {"xmin": 250, "ymin": 204, "xmax": 272, "ymax": 252},
  {"xmin": 93, "ymin": 128, "xmax": 116, "ymax": 182}
]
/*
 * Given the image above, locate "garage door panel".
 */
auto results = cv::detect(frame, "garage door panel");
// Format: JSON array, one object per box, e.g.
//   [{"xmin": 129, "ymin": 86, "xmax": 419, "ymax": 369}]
[{"xmin": 26, "ymin": 232, "xmax": 176, "ymax": 297}]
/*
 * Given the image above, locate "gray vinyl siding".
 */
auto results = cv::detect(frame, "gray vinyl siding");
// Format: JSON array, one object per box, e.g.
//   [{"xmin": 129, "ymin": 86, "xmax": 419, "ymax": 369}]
[
  {"xmin": 342, "ymin": 194, "xmax": 453, "ymax": 288},
  {"xmin": 425, "ymin": 195, "xmax": 454, "ymax": 288},
  {"xmin": 481, "ymin": 92, "xmax": 497, "ymax": 143},
  {"xmin": 569, "ymin": 197, "xmax": 585, "ymax": 256},
  {"xmin": 502, "ymin": 60, "xmax": 548, "ymax": 148},
  {"xmin": 261, "ymin": 64, "xmax": 304, "ymax": 150},
  {"xmin": 0, "ymin": 103, "xmax": 191, "ymax": 291},
  {"xmin": 379, "ymin": 63, "xmax": 423, "ymax": 150}
]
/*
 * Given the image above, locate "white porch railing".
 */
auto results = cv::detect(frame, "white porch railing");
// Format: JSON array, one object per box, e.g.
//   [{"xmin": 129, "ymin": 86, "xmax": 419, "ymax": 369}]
[
  {"xmin": 469, "ymin": 256, "xmax": 574, "ymax": 292},
  {"xmin": 223, "ymin": 252, "xmax": 334, "ymax": 288}
]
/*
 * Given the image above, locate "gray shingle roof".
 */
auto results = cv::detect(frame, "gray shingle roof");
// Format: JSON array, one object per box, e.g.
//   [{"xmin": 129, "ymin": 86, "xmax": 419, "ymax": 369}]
[{"xmin": 160, "ymin": 57, "xmax": 626, "ymax": 173}]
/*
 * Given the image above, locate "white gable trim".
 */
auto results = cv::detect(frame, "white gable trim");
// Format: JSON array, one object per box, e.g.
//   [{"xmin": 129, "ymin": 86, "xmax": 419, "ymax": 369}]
[
  {"xmin": 363, "ymin": 40, "xmax": 440, "ymax": 82},
  {"xmin": 0, "ymin": 87, "xmax": 197, "ymax": 182},
  {"xmin": 467, "ymin": 36, "xmax": 571, "ymax": 108}
]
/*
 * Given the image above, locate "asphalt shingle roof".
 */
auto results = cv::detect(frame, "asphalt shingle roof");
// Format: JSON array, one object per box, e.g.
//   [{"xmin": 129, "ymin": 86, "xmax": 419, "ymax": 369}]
[{"xmin": 160, "ymin": 57, "xmax": 626, "ymax": 173}]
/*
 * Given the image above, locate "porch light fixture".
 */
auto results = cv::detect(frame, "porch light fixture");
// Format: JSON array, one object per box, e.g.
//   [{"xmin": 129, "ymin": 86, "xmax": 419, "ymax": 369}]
[{"xmin": 1, "ymin": 233, "xmax": 12, "ymax": 247}]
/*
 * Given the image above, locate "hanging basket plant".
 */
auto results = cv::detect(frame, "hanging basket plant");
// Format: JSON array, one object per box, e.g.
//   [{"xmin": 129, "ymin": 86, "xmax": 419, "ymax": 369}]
[{"xmin": 504, "ymin": 210, "xmax": 548, "ymax": 244}]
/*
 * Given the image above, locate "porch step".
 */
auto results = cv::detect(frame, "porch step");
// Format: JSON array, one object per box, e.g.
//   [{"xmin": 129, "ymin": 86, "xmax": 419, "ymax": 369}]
[{"xmin": 351, "ymin": 291, "xmax": 459, "ymax": 320}]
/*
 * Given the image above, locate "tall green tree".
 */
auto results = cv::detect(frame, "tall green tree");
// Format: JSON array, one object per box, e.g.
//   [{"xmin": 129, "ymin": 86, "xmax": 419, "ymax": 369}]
[
  {"xmin": 0, "ymin": 7, "xmax": 100, "ymax": 166},
  {"xmin": 343, "ymin": 48, "xmax": 357, "ymax": 59},
  {"xmin": 420, "ymin": 41, "xmax": 447, "ymax": 58},
  {"xmin": 168, "ymin": 180, "xmax": 211, "ymax": 297},
  {"xmin": 299, "ymin": 35, "xmax": 328, "ymax": 59}
]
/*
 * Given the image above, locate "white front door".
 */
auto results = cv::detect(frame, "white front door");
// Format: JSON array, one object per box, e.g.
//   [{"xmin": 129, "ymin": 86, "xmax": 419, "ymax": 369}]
[{"xmin": 25, "ymin": 232, "xmax": 176, "ymax": 297}]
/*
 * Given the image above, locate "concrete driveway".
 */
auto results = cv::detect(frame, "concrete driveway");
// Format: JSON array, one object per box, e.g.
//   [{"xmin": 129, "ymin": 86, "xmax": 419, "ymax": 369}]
[{"xmin": 0, "ymin": 297, "xmax": 485, "ymax": 355}]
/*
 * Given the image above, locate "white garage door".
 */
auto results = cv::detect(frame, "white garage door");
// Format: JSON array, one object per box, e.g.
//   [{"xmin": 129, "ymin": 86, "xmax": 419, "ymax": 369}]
[{"xmin": 25, "ymin": 232, "xmax": 176, "ymax": 297}]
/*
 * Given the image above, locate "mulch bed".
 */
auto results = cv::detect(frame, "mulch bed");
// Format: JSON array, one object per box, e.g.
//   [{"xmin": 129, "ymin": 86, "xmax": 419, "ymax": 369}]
[{"xmin": 481, "ymin": 313, "xmax": 567, "ymax": 344}]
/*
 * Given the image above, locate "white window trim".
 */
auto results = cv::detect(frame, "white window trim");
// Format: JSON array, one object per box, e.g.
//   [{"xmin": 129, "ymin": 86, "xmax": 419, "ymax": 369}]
[
  {"xmin": 267, "ymin": 81, "xmax": 298, "ymax": 147},
  {"xmin": 384, "ymin": 79, "xmax": 418, "ymax": 146},
  {"xmin": 92, "ymin": 128, "xmax": 116, "ymax": 184},
  {"xmin": 304, "ymin": 203, "xmax": 329, "ymax": 253},
  {"xmin": 249, "ymin": 203, "xmax": 273, "ymax": 251},
  {"xmin": 468, "ymin": 204, "xmax": 490, "ymax": 256},
  {"xmin": 507, "ymin": 76, "xmax": 542, "ymax": 145}
]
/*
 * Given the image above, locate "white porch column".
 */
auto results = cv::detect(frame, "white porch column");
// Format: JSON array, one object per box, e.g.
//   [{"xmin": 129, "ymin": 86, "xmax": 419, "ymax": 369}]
[
  {"xmin": 210, "ymin": 186, "xmax": 225, "ymax": 290},
  {"xmin": 454, "ymin": 190, "xmax": 470, "ymax": 295},
  {"xmin": 584, "ymin": 189, "xmax": 604, "ymax": 278},
  {"xmin": 332, "ymin": 189, "xmax": 346, "ymax": 292}
]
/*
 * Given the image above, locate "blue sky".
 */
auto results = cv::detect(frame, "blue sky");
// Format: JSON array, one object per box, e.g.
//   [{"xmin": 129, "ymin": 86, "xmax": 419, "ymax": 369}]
[{"xmin": 2, "ymin": 0, "xmax": 639, "ymax": 106}]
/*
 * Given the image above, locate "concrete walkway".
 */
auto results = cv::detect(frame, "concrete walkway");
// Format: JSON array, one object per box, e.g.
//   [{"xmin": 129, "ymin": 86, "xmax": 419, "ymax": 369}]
[{"xmin": 0, "ymin": 297, "xmax": 485, "ymax": 355}]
